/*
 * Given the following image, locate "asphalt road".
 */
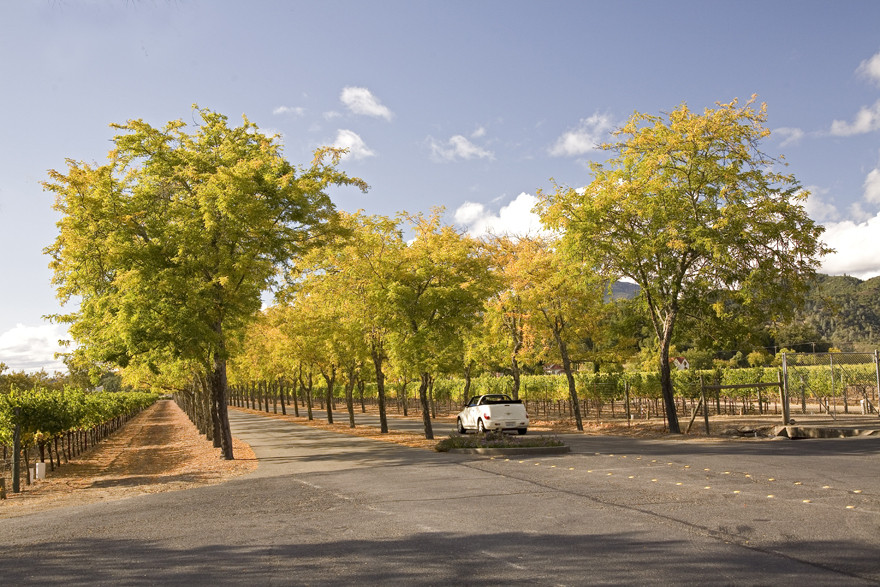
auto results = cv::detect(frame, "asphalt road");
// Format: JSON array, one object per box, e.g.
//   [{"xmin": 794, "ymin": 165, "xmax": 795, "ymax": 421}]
[{"xmin": 1, "ymin": 409, "xmax": 878, "ymax": 586}]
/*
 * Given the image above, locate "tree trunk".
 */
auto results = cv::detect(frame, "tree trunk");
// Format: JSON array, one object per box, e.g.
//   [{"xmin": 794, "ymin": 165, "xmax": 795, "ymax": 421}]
[
  {"xmin": 511, "ymin": 356, "xmax": 521, "ymax": 400},
  {"xmin": 201, "ymin": 371, "xmax": 222, "ymax": 448},
  {"xmin": 371, "ymin": 343, "xmax": 389, "ymax": 433},
  {"xmin": 321, "ymin": 366, "xmax": 336, "ymax": 424},
  {"xmin": 279, "ymin": 380, "xmax": 287, "ymax": 415},
  {"xmin": 210, "ymin": 350, "xmax": 234, "ymax": 459},
  {"xmin": 400, "ymin": 380, "xmax": 409, "ymax": 416},
  {"xmin": 418, "ymin": 372, "xmax": 434, "ymax": 440},
  {"xmin": 463, "ymin": 361, "xmax": 473, "ymax": 405},
  {"xmin": 345, "ymin": 366, "xmax": 356, "ymax": 429},
  {"xmin": 658, "ymin": 328, "xmax": 681, "ymax": 434},
  {"xmin": 510, "ymin": 326, "xmax": 523, "ymax": 399},
  {"xmin": 553, "ymin": 328, "xmax": 584, "ymax": 431},
  {"xmin": 429, "ymin": 375, "xmax": 436, "ymax": 419},
  {"xmin": 299, "ymin": 367, "xmax": 314, "ymax": 421}
]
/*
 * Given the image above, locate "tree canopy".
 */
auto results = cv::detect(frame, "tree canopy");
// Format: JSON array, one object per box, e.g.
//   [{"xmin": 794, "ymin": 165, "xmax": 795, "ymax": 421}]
[
  {"xmin": 538, "ymin": 96, "xmax": 831, "ymax": 432},
  {"xmin": 44, "ymin": 107, "xmax": 366, "ymax": 457}
]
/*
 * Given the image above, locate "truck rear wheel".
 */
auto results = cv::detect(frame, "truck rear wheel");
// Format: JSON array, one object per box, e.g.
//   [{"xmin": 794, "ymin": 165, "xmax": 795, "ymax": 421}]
[{"xmin": 517, "ymin": 428, "xmax": 527, "ymax": 435}]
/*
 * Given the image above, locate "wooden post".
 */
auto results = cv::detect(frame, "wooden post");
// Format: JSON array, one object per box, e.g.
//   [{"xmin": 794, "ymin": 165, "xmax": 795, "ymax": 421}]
[
  {"xmin": 12, "ymin": 407, "xmax": 21, "ymax": 494},
  {"xmin": 701, "ymin": 382, "xmax": 710, "ymax": 436},
  {"xmin": 874, "ymin": 350, "xmax": 880, "ymax": 419},
  {"xmin": 1, "ymin": 477, "xmax": 6, "ymax": 499},
  {"xmin": 685, "ymin": 397, "xmax": 703, "ymax": 434}
]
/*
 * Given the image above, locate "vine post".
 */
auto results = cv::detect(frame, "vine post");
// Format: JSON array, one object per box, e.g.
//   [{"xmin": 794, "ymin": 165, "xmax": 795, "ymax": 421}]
[
  {"xmin": 12, "ymin": 406, "xmax": 21, "ymax": 494},
  {"xmin": 874, "ymin": 351, "xmax": 880, "ymax": 418}
]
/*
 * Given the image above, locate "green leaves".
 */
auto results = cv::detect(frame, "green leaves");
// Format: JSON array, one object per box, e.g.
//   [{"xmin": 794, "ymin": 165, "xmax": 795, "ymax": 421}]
[
  {"xmin": 538, "ymin": 96, "xmax": 832, "ymax": 432},
  {"xmin": 45, "ymin": 106, "xmax": 365, "ymax": 378}
]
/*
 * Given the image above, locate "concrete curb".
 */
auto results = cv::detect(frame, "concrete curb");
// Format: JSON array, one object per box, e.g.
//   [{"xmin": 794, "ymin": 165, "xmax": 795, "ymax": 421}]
[
  {"xmin": 446, "ymin": 445, "xmax": 571, "ymax": 456},
  {"xmin": 775, "ymin": 426, "xmax": 880, "ymax": 439}
]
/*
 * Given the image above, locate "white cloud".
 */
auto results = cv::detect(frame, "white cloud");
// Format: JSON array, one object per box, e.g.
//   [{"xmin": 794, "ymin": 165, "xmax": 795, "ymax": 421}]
[
  {"xmin": 802, "ymin": 187, "xmax": 840, "ymax": 223},
  {"xmin": 863, "ymin": 166, "xmax": 880, "ymax": 204},
  {"xmin": 847, "ymin": 202, "xmax": 875, "ymax": 223},
  {"xmin": 340, "ymin": 86, "xmax": 393, "ymax": 121},
  {"xmin": 0, "ymin": 323, "xmax": 68, "ymax": 373},
  {"xmin": 332, "ymin": 129, "xmax": 375, "ymax": 160},
  {"xmin": 471, "ymin": 126, "xmax": 487, "ymax": 139},
  {"xmin": 273, "ymin": 105, "xmax": 305, "ymax": 116},
  {"xmin": 454, "ymin": 192, "xmax": 551, "ymax": 238},
  {"xmin": 820, "ymin": 214, "xmax": 880, "ymax": 279},
  {"xmin": 830, "ymin": 99, "xmax": 880, "ymax": 136},
  {"xmin": 550, "ymin": 113, "xmax": 614, "ymax": 157},
  {"xmin": 774, "ymin": 126, "xmax": 805, "ymax": 147},
  {"xmin": 429, "ymin": 135, "xmax": 494, "ymax": 162},
  {"xmin": 857, "ymin": 50, "xmax": 880, "ymax": 85}
]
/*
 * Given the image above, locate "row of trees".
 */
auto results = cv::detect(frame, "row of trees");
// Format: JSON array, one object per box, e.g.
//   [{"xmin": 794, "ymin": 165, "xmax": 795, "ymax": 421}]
[
  {"xmin": 46, "ymin": 96, "xmax": 828, "ymax": 451},
  {"xmin": 44, "ymin": 108, "xmax": 367, "ymax": 459},
  {"xmin": 230, "ymin": 97, "xmax": 828, "ymax": 436},
  {"xmin": 228, "ymin": 212, "xmax": 604, "ymax": 438}
]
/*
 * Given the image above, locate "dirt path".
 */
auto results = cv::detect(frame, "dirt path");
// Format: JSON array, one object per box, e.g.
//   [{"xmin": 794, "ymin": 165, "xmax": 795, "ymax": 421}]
[{"xmin": 0, "ymin": 399, "xmax": 256, "ymax": 519}]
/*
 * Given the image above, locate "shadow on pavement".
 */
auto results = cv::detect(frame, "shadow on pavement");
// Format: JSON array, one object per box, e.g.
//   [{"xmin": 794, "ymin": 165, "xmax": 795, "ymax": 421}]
[{"xmin": 1, "ymin": 532, "xmax": 875, "ymax": 585}]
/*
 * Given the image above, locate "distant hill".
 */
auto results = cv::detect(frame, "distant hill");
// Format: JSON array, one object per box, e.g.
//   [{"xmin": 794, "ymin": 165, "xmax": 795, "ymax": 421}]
[
  {"xmin": 610, "ymin": 280, "xmax": 640, "ymax": 300},
  {"xmin": 799, "ymin": 274, "xmax": 880, "ymax": 349},
  {"xmin": 605, "ymin": 274, "xmax": 880, "ymax": 350}
]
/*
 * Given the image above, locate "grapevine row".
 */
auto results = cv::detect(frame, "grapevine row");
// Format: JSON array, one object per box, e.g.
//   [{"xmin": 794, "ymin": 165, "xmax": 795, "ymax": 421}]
[{"xmin": 1, "ymin": 388, "xmax": 159, "ymax": 495}]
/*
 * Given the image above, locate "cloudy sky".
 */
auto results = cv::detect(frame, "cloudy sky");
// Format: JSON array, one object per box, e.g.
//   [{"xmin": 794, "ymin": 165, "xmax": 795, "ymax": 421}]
[{"xmin": 2, "ymin": 0, "xmax": 880, "ymax": 372}]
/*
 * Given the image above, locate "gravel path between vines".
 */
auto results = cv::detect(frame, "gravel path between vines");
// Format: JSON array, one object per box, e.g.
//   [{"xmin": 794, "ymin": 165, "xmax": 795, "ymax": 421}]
[{"xmin": 0, "ymin": 399, "xmax": 256, "ymax": 519}]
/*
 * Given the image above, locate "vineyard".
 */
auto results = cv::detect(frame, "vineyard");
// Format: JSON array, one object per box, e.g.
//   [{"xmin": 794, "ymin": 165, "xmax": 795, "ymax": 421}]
[
  {"xmin": 218, "ymin": 352, "xmax": 880, "ymax": 433},
  {"xmin": 2, "ymin": 353, "xmax": 877, "ymax": 498},
  {"xmin": 1, "ymin": 388, "xmax": 159, "ymax": 495}
]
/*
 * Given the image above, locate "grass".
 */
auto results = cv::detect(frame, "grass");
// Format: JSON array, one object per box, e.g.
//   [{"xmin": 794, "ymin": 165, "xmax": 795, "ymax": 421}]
[{"xmin": 434, "ymin": 430, "xmax": 566, "ymax": 452}]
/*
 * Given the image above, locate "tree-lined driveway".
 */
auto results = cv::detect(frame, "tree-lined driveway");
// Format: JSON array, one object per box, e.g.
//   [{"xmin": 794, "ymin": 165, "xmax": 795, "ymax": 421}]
[{"xmin": 1, "ymin": 409, "xmax": 878, "ymax": 585}]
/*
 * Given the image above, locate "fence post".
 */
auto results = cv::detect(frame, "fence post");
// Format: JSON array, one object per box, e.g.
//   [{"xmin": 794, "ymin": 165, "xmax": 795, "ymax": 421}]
[
  {"xmin": 700, "ymin": 382, "xmax": 710, "ymax": 436},
  {"xmin": 874, "ymin": 350, "xmax": 880, "ymax": 418},
  {"xmin": 12, "ymin": 407, "xmax": 21, "ymax": 494},
  {"xmin": 829, "ymin": 353, "xmax": 835, "ymax": 414}
]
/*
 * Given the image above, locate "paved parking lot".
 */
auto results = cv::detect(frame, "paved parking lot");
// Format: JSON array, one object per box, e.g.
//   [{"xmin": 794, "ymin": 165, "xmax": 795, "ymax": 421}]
[{"xmin": 1, "ymin": 409, "xmax": 878, "ymax": 585}]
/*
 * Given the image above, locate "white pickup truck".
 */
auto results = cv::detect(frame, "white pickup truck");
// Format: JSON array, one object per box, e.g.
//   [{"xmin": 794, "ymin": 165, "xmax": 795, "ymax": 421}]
[{"xmin": 456, "ymin": 394, "xmax": 529, "ymax": 435}]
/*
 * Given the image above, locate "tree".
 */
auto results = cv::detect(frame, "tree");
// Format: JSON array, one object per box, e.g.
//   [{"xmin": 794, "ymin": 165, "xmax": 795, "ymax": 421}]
[
  {"xmin": 539, "ymin": 97, "xmax": 830, "ymax": 433},
  {"xmin": 297, "ymin": 211, "xmax": 405, "ymax": 433},
  {"xmin": 386, "ymin": 211, "xmax": 497, "ymax": 439},
  {"xmin": 44, "ymin": 107, "xmax": 366, "ymax": 457},
  {"xmin": 482, "ymin": 237, "xmax": 533, "ymax": 400},
  {"xmin": 505, "ymin": 237, "xmax": 604, "ymax": 431}
]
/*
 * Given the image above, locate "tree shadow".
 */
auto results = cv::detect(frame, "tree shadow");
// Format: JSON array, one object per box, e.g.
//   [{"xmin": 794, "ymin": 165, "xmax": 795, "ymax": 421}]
[{"xmin": 0, "ymin": 532, "xmax": 875, "ymax": 585}]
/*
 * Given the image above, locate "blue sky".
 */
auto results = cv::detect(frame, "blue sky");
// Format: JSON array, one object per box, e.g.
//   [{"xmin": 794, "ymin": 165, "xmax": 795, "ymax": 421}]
[{"xmin": 2, "ymin": 0, "xmax": 880, "ymax": 372}]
